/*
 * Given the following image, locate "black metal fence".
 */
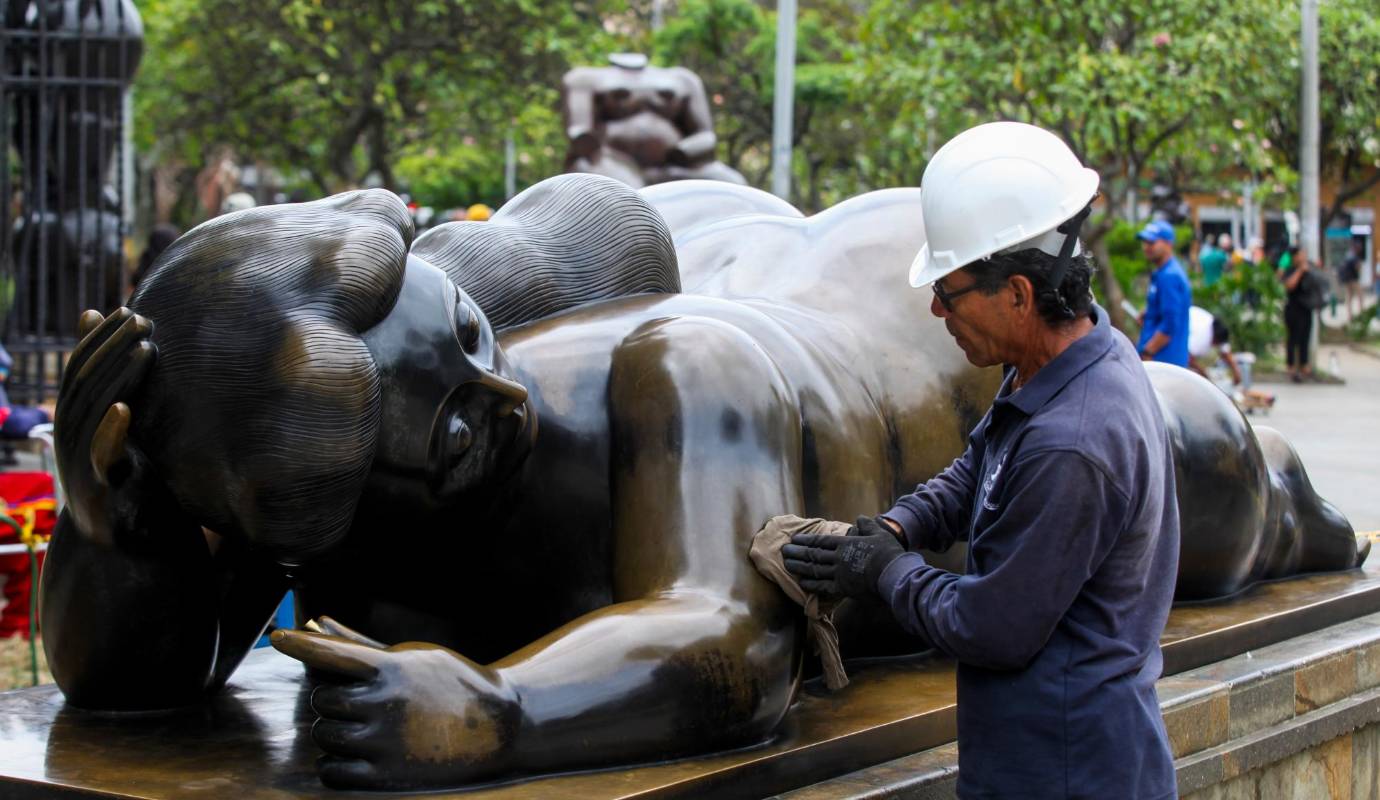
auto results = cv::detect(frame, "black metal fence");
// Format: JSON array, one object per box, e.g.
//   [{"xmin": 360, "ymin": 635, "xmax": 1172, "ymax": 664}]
[{"xmin": 1, "ymin": 0, "xmax": 141, "ymax": 405}]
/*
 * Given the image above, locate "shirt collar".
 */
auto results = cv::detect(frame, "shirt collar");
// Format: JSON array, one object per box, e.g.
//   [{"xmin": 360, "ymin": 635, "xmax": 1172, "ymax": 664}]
[{"xmin": 995, "ymin": 304, "xmax": 1114, "ymax": 416}]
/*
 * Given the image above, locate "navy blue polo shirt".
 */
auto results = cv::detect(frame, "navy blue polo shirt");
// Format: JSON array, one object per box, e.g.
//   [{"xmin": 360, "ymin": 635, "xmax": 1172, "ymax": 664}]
[
  {"xmin": 1137, "ymin": 257, "xmax": 1191, "ymax": 367},
  {"xmin": 881, "ymin": 305, "xmax": 1179, "ymax": 800}
]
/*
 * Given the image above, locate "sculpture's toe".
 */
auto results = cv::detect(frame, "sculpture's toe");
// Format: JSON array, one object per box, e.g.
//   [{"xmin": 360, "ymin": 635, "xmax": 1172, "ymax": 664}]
[{"xmin": 1355, "ymin": 535, "xmax": 1372, "ymax": 568}]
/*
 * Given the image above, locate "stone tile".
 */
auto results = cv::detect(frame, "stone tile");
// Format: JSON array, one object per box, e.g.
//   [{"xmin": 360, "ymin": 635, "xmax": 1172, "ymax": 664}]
[
  {"xmin": 1160, "ymin": 675, "xmax": 1226, "ymax": 705},
  {"xmin": 1162, "ymin": 679, "xmax": 1230, "ymax": 759},
  {"xmin": 1297, "ymin": 652, "xmax": 1359, "ymax": 714},
  {"xmin": 1354, "ymin": 722, "xmax": 1380, "ymax": 800},
  {"xmin": 1185, "ymin": 772, "xmax": 1261, "ymax": 800},
  {"xmin": 1252, "ymin": 736, "xmax": 1351, "ymax": 800},
  {"xmin": 1229, "ymin": 673, "xmax": 1296, "ymax": 739},
  {"xmin": 1178, "ymin": 613, "xmax": 1380, "ymax": 690},
  {"xmin": 1357, "ymin": 642, "xmax": 1380, "ymax": 692}
]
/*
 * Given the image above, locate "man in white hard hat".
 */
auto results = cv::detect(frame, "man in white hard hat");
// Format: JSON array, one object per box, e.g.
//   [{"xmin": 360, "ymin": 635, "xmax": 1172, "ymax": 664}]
[{"xmin": 784, "ymin": 121, "xmax": 1179, "ymax": 799}]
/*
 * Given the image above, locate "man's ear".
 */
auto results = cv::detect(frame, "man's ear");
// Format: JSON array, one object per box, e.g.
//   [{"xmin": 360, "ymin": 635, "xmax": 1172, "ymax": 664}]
[{"xmin": 1008, "ymin": 274, "xmax": 1035, "ymax": 313}]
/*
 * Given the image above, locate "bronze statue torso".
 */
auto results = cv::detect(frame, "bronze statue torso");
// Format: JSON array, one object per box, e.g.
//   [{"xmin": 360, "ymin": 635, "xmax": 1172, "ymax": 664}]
[{"xmin": 562, "ymin": 57, "xmax": 746, "ymax": 187}]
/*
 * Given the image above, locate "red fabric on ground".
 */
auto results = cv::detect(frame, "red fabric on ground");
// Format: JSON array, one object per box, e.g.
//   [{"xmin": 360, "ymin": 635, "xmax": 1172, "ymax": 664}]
[{"xmin": 0, "ymin": 472, "xmax": 55, "ymax": 639}]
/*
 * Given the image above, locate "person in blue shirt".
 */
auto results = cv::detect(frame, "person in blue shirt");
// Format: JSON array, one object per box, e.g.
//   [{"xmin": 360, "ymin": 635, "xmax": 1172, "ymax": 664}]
[
  {"xmin": 1136, "ymin": 220, "xmax": 1191, "ymax": 367},
  {"xmin": 783, "ymin": 122, "xmax": 1178, "ymax": 799}
]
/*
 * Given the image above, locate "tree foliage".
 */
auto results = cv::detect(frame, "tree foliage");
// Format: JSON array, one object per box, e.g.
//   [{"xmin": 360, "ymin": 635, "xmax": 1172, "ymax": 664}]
[
  {"xmin": 131, "ymin": 0, "xmax": 1380, "ymax": 292},
  {"xmin": 651, "ymin": 0, "xmax": 858, "ymax": 208},
  {"xmin": 134, "ymin": 0, "xmax": 616, "ymax": 198},
  {"xmin": 1253, "ymin": 0, "xmax": 1380, "ymax": 234},
  {"xmin": 854, "ymin": 0, "xmax": 1300, "ymax": 326}
]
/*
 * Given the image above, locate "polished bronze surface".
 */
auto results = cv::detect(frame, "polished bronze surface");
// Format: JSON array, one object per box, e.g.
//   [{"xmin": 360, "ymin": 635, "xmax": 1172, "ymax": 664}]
[
  {"xmin": 562, "ymin": 53, "xmax": 746, "ymax": 187},
  {"xmin": 9, "ymin": 558, "xmax": 1380, "ymax": 799},
  {"xmin": 1146, "ymin": 363, "xmax": 1367, "ymax": 599},
  {"xmin": 37, "ymin": 176, "xmax": 1365, "ymax": 790}
]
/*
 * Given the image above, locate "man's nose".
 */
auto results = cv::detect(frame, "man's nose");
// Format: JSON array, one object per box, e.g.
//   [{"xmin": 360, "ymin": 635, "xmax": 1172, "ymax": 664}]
[{"xmin": 930, "ymin": 290, "xmax": 948, "ymax": 318}]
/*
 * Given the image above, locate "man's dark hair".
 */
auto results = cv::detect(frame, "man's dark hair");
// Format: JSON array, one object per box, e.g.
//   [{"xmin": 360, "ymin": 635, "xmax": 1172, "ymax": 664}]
[{"xmin": 963, "ymin": 247, "xmax": 1095, "ymax": 325}]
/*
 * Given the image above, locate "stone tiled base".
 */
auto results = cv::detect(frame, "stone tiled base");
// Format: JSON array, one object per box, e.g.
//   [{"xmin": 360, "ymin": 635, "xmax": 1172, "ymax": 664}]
[{"xmin": 776, "ymin": 611, "xmax": 1380, "ymax": 799}]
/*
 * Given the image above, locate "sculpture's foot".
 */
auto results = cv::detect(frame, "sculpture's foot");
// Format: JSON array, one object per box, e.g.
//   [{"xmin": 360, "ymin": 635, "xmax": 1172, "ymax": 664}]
[{"xmin": 1356, "ymin": 535, "xmax": 1372, "ymax": 568}]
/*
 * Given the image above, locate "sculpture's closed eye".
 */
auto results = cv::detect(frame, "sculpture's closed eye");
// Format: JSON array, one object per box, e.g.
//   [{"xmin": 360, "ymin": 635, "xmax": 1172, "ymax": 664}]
[{"xmin": 455, "ymin": 303, "xmax": 481, "ymax": 353}]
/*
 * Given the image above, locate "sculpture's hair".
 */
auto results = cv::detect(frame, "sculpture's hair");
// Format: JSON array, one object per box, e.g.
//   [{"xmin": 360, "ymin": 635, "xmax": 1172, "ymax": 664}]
[
  {"xmin": 127, "ymin": 190, "xmax": 412, "ymax": 563},
  {"xmin": 413, "ymin": 173, "xmax": 679, "ymax": 331}
]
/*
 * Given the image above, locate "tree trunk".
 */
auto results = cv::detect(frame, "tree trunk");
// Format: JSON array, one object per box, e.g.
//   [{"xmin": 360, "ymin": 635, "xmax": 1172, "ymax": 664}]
[{"xmin": 1090, "ymin": 234, "xmax": 1129, "ymax": 332}]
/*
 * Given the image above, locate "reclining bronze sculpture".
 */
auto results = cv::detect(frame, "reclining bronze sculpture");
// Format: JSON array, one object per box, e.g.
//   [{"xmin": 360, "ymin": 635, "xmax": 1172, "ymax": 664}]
[
  {"xmin": 562, "ymin": 53, "xmax": 746, "ymax": 188},
  {"xmin": 40, "ymin": 175, "xmax": 1366, "ymax": 790}
]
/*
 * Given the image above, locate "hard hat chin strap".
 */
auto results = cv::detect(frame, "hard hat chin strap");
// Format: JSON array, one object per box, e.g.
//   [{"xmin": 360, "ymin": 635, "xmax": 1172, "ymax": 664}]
[{"xmin": 1045, "ymin": 200, "xmax": 1095, "ymax": 318}]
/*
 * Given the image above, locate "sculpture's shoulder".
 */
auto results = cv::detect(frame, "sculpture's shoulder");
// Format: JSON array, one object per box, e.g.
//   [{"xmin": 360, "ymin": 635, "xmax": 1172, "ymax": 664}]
[{"xmin": 561, "ymin": 66, "xmax": 608, "ymax": 91}]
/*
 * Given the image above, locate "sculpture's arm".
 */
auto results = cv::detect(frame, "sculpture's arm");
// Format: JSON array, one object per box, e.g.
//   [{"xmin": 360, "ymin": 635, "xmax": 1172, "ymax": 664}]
[
  {"xmin": 669, "ymin": 68, "xmax": 717, "ymax": 165},
  {"xmin": 40, "ymin": 308, "xmax": 288, "ymax": 710},
  {"xmin": 273, "ymin": 316, "xmax": 803, "ymax": 790},
  {"xmin": 41, "ymin": 511, "xmax": 288, "ymax": 709},
  {"xmin": 882, "ymin": 413, "xmax": 989, "ymax": 552},
  {"xmin": 561, "ymin": 68, "xmax": 602, "ymax": 158}
]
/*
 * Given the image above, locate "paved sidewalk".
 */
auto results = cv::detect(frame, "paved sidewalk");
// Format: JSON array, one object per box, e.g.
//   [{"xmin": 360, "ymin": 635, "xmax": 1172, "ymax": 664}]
[{"xmin": 1249, "ymin": 345, "xmax": 1380, "ymax": 532}]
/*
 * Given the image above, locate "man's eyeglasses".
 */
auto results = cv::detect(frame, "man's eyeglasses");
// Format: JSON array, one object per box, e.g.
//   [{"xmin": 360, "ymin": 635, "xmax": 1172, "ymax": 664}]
[{"xmin": 931, "ymin": 278, "xmax": 982, "ymax": 312}]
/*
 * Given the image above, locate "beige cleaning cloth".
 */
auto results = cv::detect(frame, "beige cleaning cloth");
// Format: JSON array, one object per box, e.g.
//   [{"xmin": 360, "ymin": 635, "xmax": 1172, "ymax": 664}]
[{"xmin": 750, "ymin": 514, "xmax": 851, "ymax": 690}]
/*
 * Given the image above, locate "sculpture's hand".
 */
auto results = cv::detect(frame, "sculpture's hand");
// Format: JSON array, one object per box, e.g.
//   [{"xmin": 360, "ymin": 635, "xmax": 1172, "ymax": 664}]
[
  {"xmin": 55, "ymin": 308, "xmax": 156, "ymax": 546},
  {"xmin": 272, "ymin": 622, "xmax": 521, "ymax": 790}
]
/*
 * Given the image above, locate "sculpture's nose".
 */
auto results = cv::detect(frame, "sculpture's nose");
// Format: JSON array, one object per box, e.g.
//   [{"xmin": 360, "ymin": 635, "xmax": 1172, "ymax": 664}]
[{"xmin": 480, "ymin": 371, "xmax": 528, "ymax": 417}]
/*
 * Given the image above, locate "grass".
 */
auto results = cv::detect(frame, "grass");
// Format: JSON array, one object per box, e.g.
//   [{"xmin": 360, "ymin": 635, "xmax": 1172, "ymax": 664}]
[{"xmin": 0, "ymin": 635, "xmax": 51, "ymax": 691}]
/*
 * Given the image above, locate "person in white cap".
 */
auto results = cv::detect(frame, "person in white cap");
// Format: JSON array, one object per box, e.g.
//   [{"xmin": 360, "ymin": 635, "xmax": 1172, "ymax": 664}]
[{"xmin": 785, "ymin": 121, "xmax": 1179, "ymax": 799}]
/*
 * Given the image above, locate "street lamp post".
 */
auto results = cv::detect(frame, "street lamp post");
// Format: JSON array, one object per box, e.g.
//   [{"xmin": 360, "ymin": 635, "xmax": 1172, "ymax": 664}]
[
  {"xmin": 1300, "ymin": 0, "xmax": 1321, "ymax": 366},
  {"xmin": 1300, "ymin": 0, "xmax": 1320, "ymax": 262},
  {"xmin": 770, "ymin": 0, "xmax": 797, "ymax": 201}
]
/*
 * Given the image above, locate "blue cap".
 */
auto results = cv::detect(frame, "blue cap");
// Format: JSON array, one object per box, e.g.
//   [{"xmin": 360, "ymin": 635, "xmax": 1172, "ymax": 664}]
[{"xmin": 1136, "ymin": 220, "xmax": 1176, "ymax": 243}]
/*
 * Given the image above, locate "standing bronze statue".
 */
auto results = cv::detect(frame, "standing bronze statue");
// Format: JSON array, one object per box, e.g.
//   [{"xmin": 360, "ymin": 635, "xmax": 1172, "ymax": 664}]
[
  {"xmin": 40, "ymin": 175, "xmax": 1365, "ymax": 791},
  {"xmin": 562, "ymin": 53, "xmax": 746, "ymax": 188}
]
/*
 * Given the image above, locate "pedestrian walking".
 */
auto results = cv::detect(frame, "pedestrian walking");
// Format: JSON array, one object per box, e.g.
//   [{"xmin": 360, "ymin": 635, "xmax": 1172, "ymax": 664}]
[{"xmin": 1339, "ymin": 240, "xmax": 1364, "ymax": 321}]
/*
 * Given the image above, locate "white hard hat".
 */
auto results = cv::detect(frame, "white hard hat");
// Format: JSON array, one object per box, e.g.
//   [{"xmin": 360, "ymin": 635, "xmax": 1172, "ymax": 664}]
[{"xmin": 909, "ymin": 121, "xmax": 1099, "ymax": 288}]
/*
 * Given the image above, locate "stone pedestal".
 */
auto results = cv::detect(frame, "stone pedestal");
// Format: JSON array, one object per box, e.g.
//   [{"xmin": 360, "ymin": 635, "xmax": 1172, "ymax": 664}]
[
  {"xmin": 3, "ymin": 561, "xmax": 1380, "ymax": 798},
  {"xmin": 781, "ymin": 610, "xmax": 1380, "ymax": 799}
]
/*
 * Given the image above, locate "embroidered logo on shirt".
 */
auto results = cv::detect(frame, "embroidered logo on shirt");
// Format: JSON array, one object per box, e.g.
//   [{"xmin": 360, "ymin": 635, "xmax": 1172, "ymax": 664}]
[{"xmin": 978, "ymin": 451, "xmax": 1007, "ymax": 513}]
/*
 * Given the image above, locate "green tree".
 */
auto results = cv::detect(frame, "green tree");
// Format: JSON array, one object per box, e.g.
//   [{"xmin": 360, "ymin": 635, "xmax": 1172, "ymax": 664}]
[
  {"xmin": 651, "ymin": 0, "xmax": 860, "ymax": 209},
  {"xmin": 134, "ymin": 0, "xmax": 616, "ymax": 201},
  {"xmin": 1254, "ymin": 0, "xmax": 1380, "ymax": 246},
  {"xmin": 856, "ymin": 0, "xmax": 1292, "ymax": 329}
]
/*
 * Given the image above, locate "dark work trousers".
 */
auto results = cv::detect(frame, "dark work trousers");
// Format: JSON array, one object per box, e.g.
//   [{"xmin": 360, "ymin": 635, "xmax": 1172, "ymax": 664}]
[{"xmin": 1284, "ymin": 304, "xmax": 1312, "ymax": 368}]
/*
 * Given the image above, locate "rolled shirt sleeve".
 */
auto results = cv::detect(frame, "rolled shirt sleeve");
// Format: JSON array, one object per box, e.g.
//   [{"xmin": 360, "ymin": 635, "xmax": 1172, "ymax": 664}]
[{"xmin": 877, "ymin": 448, "xmax": 1131, "ymax": 671}]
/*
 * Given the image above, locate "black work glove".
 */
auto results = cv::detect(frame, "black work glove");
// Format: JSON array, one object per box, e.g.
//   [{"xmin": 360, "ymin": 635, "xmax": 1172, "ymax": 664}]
[{"xmin": 782, "ymin": 516, "xmax": 906, "ymax": 599}]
